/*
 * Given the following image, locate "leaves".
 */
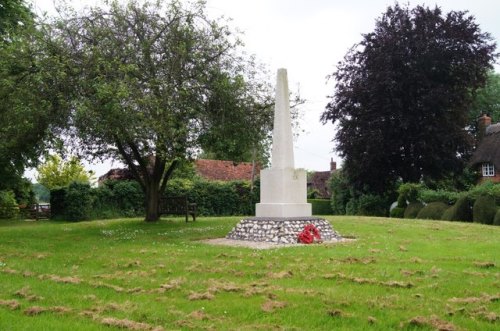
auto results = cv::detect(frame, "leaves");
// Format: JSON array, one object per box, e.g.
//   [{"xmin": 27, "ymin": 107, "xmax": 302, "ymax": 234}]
[{"xmin": 322, "ymin": 3, "xmax": 497, "ymax": 194}]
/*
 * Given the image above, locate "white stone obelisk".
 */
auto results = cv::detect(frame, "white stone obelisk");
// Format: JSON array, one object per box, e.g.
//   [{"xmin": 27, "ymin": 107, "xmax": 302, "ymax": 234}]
[{"xmin": 255, "ymin": 69, "xmax": 312, "ymax": 218}]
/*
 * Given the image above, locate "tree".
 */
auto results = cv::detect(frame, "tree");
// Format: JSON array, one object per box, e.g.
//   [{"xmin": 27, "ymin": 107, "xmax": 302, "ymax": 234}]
[
  {"xmin": 45, "ymin": 0, "xmax": 273, "ymax": 221},
  {"xmin": 0, "ymin": 0, "xmax": 68, "ymax": 192},
  {"xmin": 36, "ymin": 155, "xmax": 94, "ymax": 190},
  {"xmin": 321, "ymin": 3, "xmax": 496, "ymax": 194},
  {"xmin": 469, "ymin": 71, "xmax": 500, "ymax": 136}
]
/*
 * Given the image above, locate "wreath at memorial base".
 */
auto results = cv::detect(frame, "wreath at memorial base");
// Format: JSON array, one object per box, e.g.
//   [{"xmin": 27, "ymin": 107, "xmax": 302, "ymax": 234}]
[{"xmin": 297, "ymin": 224, "xmax": 321, "ymax": 244}]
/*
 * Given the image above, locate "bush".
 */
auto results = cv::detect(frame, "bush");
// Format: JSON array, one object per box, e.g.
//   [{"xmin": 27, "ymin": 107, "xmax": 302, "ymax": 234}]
[
  {"xmin": 0, "ymin": 190, "xmax": 19, "ymax": 219},
  {"xmin": 50, "ymin": 187, "xmax": 67, "ymax": 219},
  {"xmin": 468, "ymin": 181, "xmax": 500, "ymax": 203},
  {"xmin": 494, "ymin": 209, "xmax": 500, "ymax": 226},
  {"xmin": 416, "ymin": 202, "xmax": 448, "ymax": 220},
  {"xmin": 398, "ymin": 183, "xmax": 422, "ymax": 203},
  {"xmin": 330, "ymin": 170, "xmax": 353, "ymax": 215},
  {"xmin": 390, "ymin": 207, "xmax": 405, "ymax": 218},
  {"xmin": 472, "ymin": 195, "xmax": 497, "ymax": 225},
  {"xmin": 356, "ymin": 194, "xmax": 389, "ymax": 217},
  {"xmin": 441, "ymin": 196, "xmax": 472, "ymax": 222},
  {"xmin": 404, "ymin": 202, "xmax": 424, "ymax": 219},
  {"xmin": 65, "ymin": 182, "xmax": 94, "ymax": 221},
  {"xmin": 308, "ymin": 199, "xmax": 333, "ymax": 215},
  {"xmin": 419, "ymin": 189, "xmax": 460, "ymax": 204}
]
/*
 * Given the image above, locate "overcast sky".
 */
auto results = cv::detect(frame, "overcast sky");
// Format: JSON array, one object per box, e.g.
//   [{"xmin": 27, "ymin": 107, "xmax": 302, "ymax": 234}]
[{"xmin": 29, "ymin": 0, "xmax": 500, "ymax": 178}]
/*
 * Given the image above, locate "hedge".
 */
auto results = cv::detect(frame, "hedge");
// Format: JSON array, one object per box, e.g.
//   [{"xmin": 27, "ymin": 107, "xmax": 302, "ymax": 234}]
[
  {"xmin": 416, "ymin": 202, "xmax": 448, "ymax": 220},
  {"xmin": 404, "ymin": 202, "xmax": 424, "ymax": 219},
  {"xmin": 0, "ymin": 190, "xmax": 19, "ymax": 219},
  {"xmin": 494, "ymin": 209, "xmax": 500, "ymax": 226},
  {"xmin": 308, "ymin": 199, "xmax": 332, "ymax": 215},
  {"xmin": 441, "ymin": 196, "xmax": 472, "ymax": 222},
  {"xmin": 472, "ymin": 195, "xmax": 497, "ymax": 225}
]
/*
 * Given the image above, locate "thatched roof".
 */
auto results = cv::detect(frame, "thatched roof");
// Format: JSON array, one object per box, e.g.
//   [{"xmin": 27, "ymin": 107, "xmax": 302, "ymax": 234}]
[{"xmin": 469, "ymin": 123, "xmax": 500, "ymax": 169}]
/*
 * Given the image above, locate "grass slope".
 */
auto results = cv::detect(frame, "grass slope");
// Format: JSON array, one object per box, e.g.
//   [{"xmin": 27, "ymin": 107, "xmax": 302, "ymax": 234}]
[{"xmin": 0, "ymin": 216, "xmax": 498, "ymax": 330}]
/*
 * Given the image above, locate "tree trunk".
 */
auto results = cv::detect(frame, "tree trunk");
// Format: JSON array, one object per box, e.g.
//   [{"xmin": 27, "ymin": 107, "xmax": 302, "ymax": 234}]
[{"xmin": 144, "ymin": 185, "xmax": 160, "ymax": 222}]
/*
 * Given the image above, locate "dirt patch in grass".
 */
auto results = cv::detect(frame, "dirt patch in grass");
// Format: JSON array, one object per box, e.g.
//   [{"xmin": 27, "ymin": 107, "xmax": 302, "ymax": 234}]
[
  {"xmin": 156, "ymin": 278, "xmax": 184, "ymax": 292},
  {"xmin": 188, "ymin": 292, "xmax": 215, "ymax": 301},
  {"xmin": 261, "ymin": 300, "xmax": 287, "ymax": 313},
  {"xmin": 407, "ymin": 315, "xmax": 456, "ymax": 331},
  {"xmin": 266, "ymin": 271, "xmax": 293, "ymax": 279},
  {"xmin": 188, "ymin": 310, "xmax": 209, "ymax": 321},
  {"xmin": 208, "ymin": 280, "xmax": 242, "ymax": 293},
  {"xmin": 339, "ymin": 257, "xmax": 376, "ymax": 264},
  {"xmin": 14, "ymin": 286, "xmax": 43, "ymax": 301},
  {"xmin": 0, "ymin": 299, "xmax": 20, "ymax": 310},
  {"xmin": 100, "ymin": 317, "xmax": 164, "ymax": 331},
  {"xmin": 43, "ymin": 274, "xmax": 82, "ymax": 284},
  {"xmin": 473, "ymin": 261, "xmax": 496, "ymax": 268},
  {"xmin": 448, "ymin": 293, "xmax": 499, "ymax": 304},
  {"xmin": 323, "ymin": 273, "xmax": 414, "ymax": 288},
  {"xmin": 24, "ymin": 306, "xmax": 48, "ymax": 316}
]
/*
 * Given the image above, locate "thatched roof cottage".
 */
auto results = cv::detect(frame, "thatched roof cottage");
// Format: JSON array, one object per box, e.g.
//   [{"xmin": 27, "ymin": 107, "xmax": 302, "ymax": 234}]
[{"xmin": 469, "ymin": 114, "xmax": 500, "ymax": 183}]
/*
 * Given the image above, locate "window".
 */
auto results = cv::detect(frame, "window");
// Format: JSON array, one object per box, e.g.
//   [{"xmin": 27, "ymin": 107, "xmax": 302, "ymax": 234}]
[{"xmin": 482, "ymin": 163, "xmax": 495, "ymax": 177}]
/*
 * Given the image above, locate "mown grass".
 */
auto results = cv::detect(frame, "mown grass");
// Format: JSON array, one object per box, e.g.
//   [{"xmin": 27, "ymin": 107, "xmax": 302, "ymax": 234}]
[{"xmin": 0, "ymin": 216, "xmax": 498, "ymax": 330}]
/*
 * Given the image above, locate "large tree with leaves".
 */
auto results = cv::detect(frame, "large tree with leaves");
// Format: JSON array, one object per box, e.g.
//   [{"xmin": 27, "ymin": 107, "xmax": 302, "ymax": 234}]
[
  {"xmin": 45, "ymin": 0, "xmax": 273, "ymax": 221},
  {"xmin": 0, "ymin": 0, "xmax": 69, "ymax": 193},
  {"xmin": 321, "ymin": 3, "xmax": 496, "ymax": 194}
]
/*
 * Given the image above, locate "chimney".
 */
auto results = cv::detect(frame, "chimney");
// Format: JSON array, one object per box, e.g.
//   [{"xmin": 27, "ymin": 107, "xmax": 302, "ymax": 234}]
[
  {"xmin": 330, "ymin": 158, "xmax": 337, "ymax": 172},
  {"xmin": 478, "ymin": 114, "xmax": 492, "ymax": 141}
]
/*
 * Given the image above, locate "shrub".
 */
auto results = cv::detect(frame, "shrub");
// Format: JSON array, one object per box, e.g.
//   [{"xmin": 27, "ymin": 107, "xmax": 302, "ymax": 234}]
[
  {"xmin": 468, "ymin": 181, "xmax": 500, "ymax": 203},
  {"xmin": 416, "ymin": 202, "xmax": 448, "ymax": 220},
  {"xmin": 419, "ymin": 189, "xmax": 460, "ymax": 204},
  {"xmin": 0, "ymin": 190, "xmax": 19, "ymax": 219},
  {"xmin": 494, "ymin": 209, "xmax": 500, "ymax": 226},
  {"xmin": 50, "ymin": 187, "xmax": 67, "ymax": 219},
  {"xmin": 404, "ymin": 202, "xmax": 424, "ymax": 219},
  {"xmin": 441, "ymin": 196, "xmax": 472, "ymax": 222},
  {"xmin": 390, "ymin": 207, "xmax": 405, "ymax": 218},
  {"xmin": 112, "ymin": 181, "xmax": 144, "ymax": 216},
  {"xmin": 356, "ymin": 194, "xmax": 388, "ymax": 217},
  {"xmin": 472, "ymin": 195, "xmax": 497, "ymax": 225},
  {"xmin": 65, "ymin": 182, "xmax": 94, "ymax": 221},
  {"xmin": 330, "ymin": 170, "xmax": 353, "ymax": 215},
  {"xmin": 308, "ymin": 199, "xmax": 333, "ymax": 215},
  {"xmin": 398, "ymin": 183, "xmax": 422, "ymax": 203}
]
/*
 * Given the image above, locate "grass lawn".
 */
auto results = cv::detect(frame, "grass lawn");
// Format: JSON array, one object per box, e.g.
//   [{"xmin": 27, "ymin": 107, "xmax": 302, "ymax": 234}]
[{"xmin": 0, "ymin": 216, "xmax": 498, "ymax": 330}]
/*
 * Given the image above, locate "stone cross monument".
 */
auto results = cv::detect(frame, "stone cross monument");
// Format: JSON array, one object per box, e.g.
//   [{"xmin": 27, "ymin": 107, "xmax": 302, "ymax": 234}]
[
  {"xmin": 256, "ymin": 68, "xmax": 312, "ymax": 217},
  {"xmin": 226, "ymin": 69, "xmax": 340, "ymax": 244}
]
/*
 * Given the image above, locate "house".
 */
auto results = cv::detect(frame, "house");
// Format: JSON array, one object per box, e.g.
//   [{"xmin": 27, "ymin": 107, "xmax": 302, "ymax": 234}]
[
  {"xmin": 307, "ymin": 159, "xmax": 337, "ymax": 199},
  {"xmin": 194, "ymin": 159, "xmax": 258, "ymax": 182},
  {"xmin": 469, "ymin": 114, "xmax": 500, "ymax": 183},
  {"xmin": 98, "ymin": 159, "xmax": 259, "ymax": 184}
]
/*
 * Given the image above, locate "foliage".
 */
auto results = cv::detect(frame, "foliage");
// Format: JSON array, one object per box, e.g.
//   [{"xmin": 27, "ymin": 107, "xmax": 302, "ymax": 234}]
[
  {"xmin": 356, "ymin": 194, "xmax": 389, "ymax": 217},
  {"xmin": 494, "ymin": 209, "xmax": 500, "ymax": 225},
  {"xmin": 36, "ymin": 155, "xmax": 94, "ymax": 190},
  {"xmin": 321, "ymin": 3, "xmax": 496, "ymax": 194},
  {"xmin": 390, "ymin": 207, "xmax": 405, "ymax": 218},
  {"xmin": 308, "ymin": 199, "xmax": 333, "ymax": 215},
  {"xmin": 0, "ymin": 216, "xmax": 499, "ymax": 330},
  {"xmin": 404, "ymin": 202, "xmax": 424, "ymax": 219},
  {"xmin": 49, "ymin": 187, "xmax": 67, "ymax": 220},
  {"xmin": 467, "ymin": 181, "xmax": 500, "ymax": 203},
  {"xmin": 398, "ymin": 183, "xmax": 422, "ymax": 203},
  {"xmin": 0, "ymin": 6, "xmax": 69, "ymax": 191},
  {"xmin": 416, "ymin": 202, "xmax": 448, "ymax": 220},
  {"xmin": 469, "ymin": 71, "xmax": 500, "ymax": 135},
  {"xmin": 329, "ymin": 170, "xmax": 354, "ymax": 215},
  {"xmin": 0, "ymin": 190, "xmax": 19, "ymax": 219},
  {"xmin": 441, "ymin": 196, "xmax": 472, "ymax": 222},
  {"xmin": 418, "ymin": 189, "xmax": 460, "ymax": 204},
  {"xmin": 472, "ymin": 195, "xmax": 497, "ymax": 225},
  {"xmin": 44, "ymin": 0, "xmax": 273, "ymax": 222},
  {"xmin": 0, "ymin": 0, "xmax": 33, "ymax": 41},
  {"xmin": 32, "ymin": 183, "xmax": 50, "ymax": 203},
  {"xmin": 64, "ymin": 182, "xmax": 94, "ymax": 222}
]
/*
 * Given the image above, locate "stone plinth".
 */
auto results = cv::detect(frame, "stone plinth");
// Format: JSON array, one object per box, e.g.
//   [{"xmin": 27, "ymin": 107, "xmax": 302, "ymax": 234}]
[
  {"xmin": 226, "ymin": 217, "xmax": 341, "ymax": 244},
  {"xmin": 256, "ymin": 168, "xmax": 311, "ymax": 217}
]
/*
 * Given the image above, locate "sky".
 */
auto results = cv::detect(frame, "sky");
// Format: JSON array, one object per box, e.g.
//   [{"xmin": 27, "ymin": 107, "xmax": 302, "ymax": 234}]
[{"xmin": 28, "ymin": 0, "xmax": 500, "ymax": 179}]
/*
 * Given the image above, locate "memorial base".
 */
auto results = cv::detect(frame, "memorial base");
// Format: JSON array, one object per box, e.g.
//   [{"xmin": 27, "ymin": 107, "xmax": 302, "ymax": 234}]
[{"xmin": 226, "ymin": 217, "xmax": 342, "ymax": 244}]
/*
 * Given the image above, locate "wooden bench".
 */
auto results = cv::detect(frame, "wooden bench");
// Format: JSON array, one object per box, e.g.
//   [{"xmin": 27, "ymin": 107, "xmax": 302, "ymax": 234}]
[{"xmin": 159, "ymin": 197, "xmax": 196, "ymax": 222}]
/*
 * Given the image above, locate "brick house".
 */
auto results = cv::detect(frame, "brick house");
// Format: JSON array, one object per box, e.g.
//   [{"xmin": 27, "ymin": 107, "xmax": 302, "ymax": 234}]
[
  {"xmin": 98, "ymin": 159, "xmax": 258, "ymax": 184},
  {"xmin": 307, "ymin": 159, "xmax": 337, "ymax": 199},
  {"xmin": 469, "ymin": 114, "xmax": 500, "ymax": 183}
]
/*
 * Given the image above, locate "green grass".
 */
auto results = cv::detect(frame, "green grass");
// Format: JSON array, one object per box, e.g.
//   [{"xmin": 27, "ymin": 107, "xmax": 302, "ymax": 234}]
[{"xmin": 0, "ymin": 216, "xmax": 498, "ymax": 330}]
